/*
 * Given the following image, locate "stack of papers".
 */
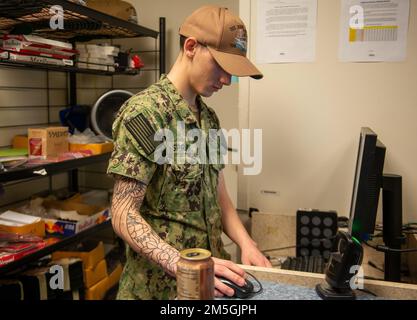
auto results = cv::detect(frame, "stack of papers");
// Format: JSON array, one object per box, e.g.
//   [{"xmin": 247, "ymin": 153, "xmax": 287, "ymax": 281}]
[
  {"xmin": 0, "ymin": 210, "xmax": 41, "ymax": 227},
  {"xmin": 76, "ymin": 43, "xmax": 119, "ymax": 71},
  {"xmin": 0, "ymin": 224, "xmax": 46, "ymax": 266},
  {"xmin": 2, "ymin": 35, "xmax": 77, "ymax": 67},
  {"xmin": 0, "ymin": 148, "xmax": 28, "ymax": 170}
]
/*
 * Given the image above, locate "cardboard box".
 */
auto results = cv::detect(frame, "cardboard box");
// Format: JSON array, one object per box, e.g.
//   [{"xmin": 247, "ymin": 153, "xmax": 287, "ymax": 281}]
[
  {"xmin": 41, "ymin": 195, "xmax": 110, "ymax": 236},
  {"xmin": 0, "ymin": 219, "xmax": 45, "ymax": 237},
  {"xmin": 84, "ymin": 259, "xmax": 108, "ymax": 288},
  {"xmin": 0, "ymin": 211, "xmax": 45, "ymax": 237},
  {"xmin": 44, "ymin": 208, "xmax": 110, "ymax": 237},
  {"xmin": 28, "ymin": 127, "xmax": 69, "ymax": 158},
  {"xmin": 69, "ymin": 142, "xmax": 113, "ymax": 155},
  {"xmin": 86, "ymin": 0, "xmax": 136, "ymax": 23},
  {"xmin": 43, "ymin": 198, "xmax": 105, "ymax": 216},
  {"xmin": 84, "ymin": 272, "xmax": 108, "ymax": 300},
  {"xmin": 12, "ymin": 135, "xmax": 28, "ymax": 149},
  {"xmin": 51, "ymin": 241, "xmax": 105, "ymax": 270},
  {"xmin": 85, "ymin": 263, "xmax": 122, "ymax": 300}
]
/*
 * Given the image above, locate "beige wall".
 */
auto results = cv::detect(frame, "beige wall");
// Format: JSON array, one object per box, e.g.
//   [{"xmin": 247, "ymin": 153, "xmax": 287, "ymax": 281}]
[{"xmin": 239, "ymin": 0, "xmax": 417, "ymax": 222}]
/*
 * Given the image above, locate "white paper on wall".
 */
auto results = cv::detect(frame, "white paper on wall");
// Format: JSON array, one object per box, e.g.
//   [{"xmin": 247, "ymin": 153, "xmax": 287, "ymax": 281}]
[
  {"xmin": 339, "ymin": 0, "xmax": 410, "ymax": 62},
  {"xmin": 256, "ymin": 0, "xmax": 318, "ymax": 63}
]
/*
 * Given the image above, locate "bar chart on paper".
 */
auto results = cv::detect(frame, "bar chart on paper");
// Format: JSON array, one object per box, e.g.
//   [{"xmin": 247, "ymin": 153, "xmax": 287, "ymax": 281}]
[
  {"xmin": 349, "ymin": 26, "xmax": 398, "ymax": 42},
  {"xmin": 339, "ymin": 0, "xmax": 410, "ymax": 62}
]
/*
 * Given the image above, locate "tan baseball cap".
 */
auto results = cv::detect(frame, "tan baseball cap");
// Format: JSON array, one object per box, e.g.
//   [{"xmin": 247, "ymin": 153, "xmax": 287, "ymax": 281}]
[{"xmin": 179, "ymin": 5, "xmax": 263, "ymax": 80}]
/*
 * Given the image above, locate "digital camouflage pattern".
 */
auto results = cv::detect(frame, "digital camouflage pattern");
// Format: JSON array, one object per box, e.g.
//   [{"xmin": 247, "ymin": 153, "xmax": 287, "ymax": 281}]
[{"xmin": 107, "ymin": 74, "xmax": 230, "ymax": 300}]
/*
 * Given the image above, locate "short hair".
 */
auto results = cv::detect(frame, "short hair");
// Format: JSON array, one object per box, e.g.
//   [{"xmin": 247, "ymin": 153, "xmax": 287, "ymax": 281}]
[{"xmin": 179, "ymin": 35, "xmax": 187, "ymax": 51}]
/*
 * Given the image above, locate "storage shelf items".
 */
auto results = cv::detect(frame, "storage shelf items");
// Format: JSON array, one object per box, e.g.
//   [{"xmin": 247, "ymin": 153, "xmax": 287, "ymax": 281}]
[
  {"xmin": 0, "ymin": 220, "xmax": 112, "ymax": 276},
  {"xmin": 0, "ymin": 1, "xmax": 165, "ymax": 274},
  {"xmin": 0, "ymin": 152, "xmax": 111, "ymax": 183},
  {"xmin": 0, "ymin": 153, "xmax": 113, "ymax": 276},
  {"xmin": 0, "ymin": 58, "xmax": 140, "ymax": 76},
  {"xmin": 0, "ymin": 0, "xmax": 159, "ymax": 41}
]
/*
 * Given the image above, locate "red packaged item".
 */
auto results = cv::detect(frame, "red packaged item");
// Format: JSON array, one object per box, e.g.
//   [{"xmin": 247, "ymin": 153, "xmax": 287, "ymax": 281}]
[
  {"xmin": 29, "ymin": 138, "xmax": 42, "ymax": 156},
  {"xmin": 0, "ymin": 242, "xmax": 46, "ymax": 266},
  {"xmin": 131, "ymin": 54, "xmax": 144, "ymax": 69},
  {"xmin": 0, "ymin": 231, "xmax": 46, "ymax": 266}
]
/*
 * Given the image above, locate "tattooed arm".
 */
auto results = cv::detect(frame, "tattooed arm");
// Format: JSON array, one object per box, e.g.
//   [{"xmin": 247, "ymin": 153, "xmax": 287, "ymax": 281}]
[{"xmin": 111, "ymin": 175, "xmax": 180, "ymax": 276}]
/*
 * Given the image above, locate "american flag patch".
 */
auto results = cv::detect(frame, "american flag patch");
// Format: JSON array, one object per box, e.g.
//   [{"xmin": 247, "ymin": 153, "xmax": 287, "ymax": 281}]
[{"xmin": 125, "ymin": 113, "xmax": 158, "ymax": 155}]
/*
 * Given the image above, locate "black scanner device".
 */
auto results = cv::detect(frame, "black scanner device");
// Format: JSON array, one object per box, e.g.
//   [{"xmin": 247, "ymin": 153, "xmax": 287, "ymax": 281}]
[{"xmin": 218, "ymin": 277, "xmax": 254, "ymax": 299}]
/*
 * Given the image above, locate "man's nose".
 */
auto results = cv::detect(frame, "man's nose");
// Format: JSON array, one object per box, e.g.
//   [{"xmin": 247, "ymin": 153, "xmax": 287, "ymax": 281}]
[{"xmin": 220, "ymin": 71, "xmax": 232, "ymax": 86}]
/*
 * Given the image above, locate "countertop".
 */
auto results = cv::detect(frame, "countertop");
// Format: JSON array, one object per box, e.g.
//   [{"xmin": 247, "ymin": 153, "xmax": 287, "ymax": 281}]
[{"xmin": 219, "ymin": 280, "xmax": 381, "ymax": 300}]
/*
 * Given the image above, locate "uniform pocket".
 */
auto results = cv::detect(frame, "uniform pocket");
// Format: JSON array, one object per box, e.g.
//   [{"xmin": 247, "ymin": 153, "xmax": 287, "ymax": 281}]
[{"xmin": 159, "ymin": 163, "xmax": 203, "ymax": 212}]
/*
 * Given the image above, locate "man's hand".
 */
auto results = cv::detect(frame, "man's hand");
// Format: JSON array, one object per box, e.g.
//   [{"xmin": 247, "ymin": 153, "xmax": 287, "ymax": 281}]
[
  {"xmin": 212, "ymin": 257, "xmax": 247, "ymax": 297},
  {"xmin": 240, "ymin": 239, "xmax": 272, "ymax": 268}
]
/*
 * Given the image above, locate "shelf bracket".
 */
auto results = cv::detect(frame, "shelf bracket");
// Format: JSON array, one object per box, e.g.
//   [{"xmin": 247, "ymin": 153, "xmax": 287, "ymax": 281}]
[{"xmin": 69, "ymin": 169, "xmax": 79, "ymax": 193}]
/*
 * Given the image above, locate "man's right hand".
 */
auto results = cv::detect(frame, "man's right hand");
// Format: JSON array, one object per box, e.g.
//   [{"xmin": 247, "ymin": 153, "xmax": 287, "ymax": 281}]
[{"xmin": 212, "ymin": 257, "xmax": 246, "ymax": 297}]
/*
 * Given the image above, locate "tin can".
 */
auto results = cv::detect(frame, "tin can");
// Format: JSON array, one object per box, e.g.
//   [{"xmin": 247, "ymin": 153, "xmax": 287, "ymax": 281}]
[{"xmin": 176, "ymin": 248, "xmax": 214, "ymax": 300}]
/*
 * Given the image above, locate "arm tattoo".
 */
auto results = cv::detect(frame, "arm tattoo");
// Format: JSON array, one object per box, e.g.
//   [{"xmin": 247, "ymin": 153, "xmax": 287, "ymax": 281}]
[
  {"xmin": 112, "ymin": 175, "xmax": 180, "ymax": 276},
  {"xmin": 126, "ymin": 211, "xmax": 180, "ymax": 276},
  {"xmin": 112, "ymin": 176, "xmax": 146, "ymax": 233}
]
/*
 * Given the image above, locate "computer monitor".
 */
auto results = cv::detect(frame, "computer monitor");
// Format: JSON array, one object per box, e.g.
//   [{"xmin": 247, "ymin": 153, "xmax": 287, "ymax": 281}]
[
  {"xmin": 348, "ymin": 127, "xmax": 403, "ymax": 282},
  {"xmin": 348, "ymin": 127, "xmax": 386, "ymax": 242},
  {"xmin": 317, "ymin": 128, "xmax": 403, "ymax": 298}
]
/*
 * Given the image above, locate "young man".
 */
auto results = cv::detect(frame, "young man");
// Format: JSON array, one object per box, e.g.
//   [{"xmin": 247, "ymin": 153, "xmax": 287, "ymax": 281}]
[{"xmin": 107, "ymin": 5, "xmax": 271, "ymax": 300}]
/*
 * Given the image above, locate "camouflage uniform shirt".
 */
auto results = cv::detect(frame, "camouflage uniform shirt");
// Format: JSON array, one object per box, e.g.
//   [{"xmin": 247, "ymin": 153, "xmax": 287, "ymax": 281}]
[{"xmin": 107, "ymin": 74, "xmax": 230, "ymax": 299}]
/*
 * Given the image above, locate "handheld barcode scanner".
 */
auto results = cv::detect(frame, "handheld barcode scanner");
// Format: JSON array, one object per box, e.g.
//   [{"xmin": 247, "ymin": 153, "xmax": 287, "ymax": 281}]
[{"xmin": 315, "ymin": 231, "xmax": 363, "ymax": 300}]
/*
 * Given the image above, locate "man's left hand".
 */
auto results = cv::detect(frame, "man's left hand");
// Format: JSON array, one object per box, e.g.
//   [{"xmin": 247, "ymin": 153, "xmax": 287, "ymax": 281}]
[{"xmin": 240, "ymin": 239, "xmax": 272, "ymax": 267}]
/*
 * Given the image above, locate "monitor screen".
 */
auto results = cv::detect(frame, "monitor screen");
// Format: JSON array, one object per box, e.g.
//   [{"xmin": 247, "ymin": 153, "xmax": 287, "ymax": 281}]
[{"xmin": 348, "ymin": 127, "xmax": 386, "ymax": 241}]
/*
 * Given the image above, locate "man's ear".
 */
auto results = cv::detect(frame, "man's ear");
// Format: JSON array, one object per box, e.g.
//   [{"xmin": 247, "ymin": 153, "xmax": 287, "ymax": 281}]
[{"xmin": 183, "ymin": 37, "xmax": 198, "ymax": 58}]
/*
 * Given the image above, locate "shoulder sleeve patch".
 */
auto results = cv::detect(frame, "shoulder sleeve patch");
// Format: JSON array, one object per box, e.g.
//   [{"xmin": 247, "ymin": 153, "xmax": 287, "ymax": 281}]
[{"xmin": 125, "ymin": 113, "xmax": 159, "ymax": 156}]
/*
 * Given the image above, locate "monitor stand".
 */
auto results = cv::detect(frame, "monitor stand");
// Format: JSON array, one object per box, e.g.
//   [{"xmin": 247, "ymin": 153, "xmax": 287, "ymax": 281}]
[
  {"xmin": 315, "ymin": 231, "xmax": 363, "ymax": 300},
  {"xmin": 315, "ymin": 282, "xmax": 356, "ymax": 300}
]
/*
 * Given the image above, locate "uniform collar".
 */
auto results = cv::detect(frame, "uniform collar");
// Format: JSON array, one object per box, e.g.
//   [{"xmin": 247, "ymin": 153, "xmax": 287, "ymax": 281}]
[{"xmin": 158, "ymin": 74, "xmax": 208, "ymax": 126}]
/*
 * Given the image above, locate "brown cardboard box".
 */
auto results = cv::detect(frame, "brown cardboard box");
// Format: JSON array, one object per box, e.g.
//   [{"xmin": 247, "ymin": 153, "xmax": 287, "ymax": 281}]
[
  {"xmin": 51, "ymin": 241, "xmax": 105, "ymax": 269},
  {"xmin": 86, "ymin": 0, "xmax": 136, "ymax": 21},
  {"xmin": 43, "ymin": 199, "xmax": 105, "ymax": 216},
  {"xmin": 12, "ymin": 135, "xmax": 28, "ymax": 149},
  {"xmin": 28, "ymin": 127, "xmax": 69, "ymax": 158},
  {"xmin": 0, "ymin": 219, "xmax": 45, "ymax": 237},
  {"xmin": 69, "ymin": 142, "xmax": 114, "ymax": 155},
  {"xmin": 84, "ymin": 259, "xmax": 108, "ymax": 288},
  {"xmin": 85, "ymin": 263, "xmax": 122, "ymax": 300}
]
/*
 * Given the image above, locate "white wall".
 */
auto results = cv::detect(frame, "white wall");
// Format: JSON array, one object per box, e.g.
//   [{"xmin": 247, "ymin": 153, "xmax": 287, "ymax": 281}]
[{"xmin": 239, "ymin": 0, "xmax": 417, "ymax": 223}]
